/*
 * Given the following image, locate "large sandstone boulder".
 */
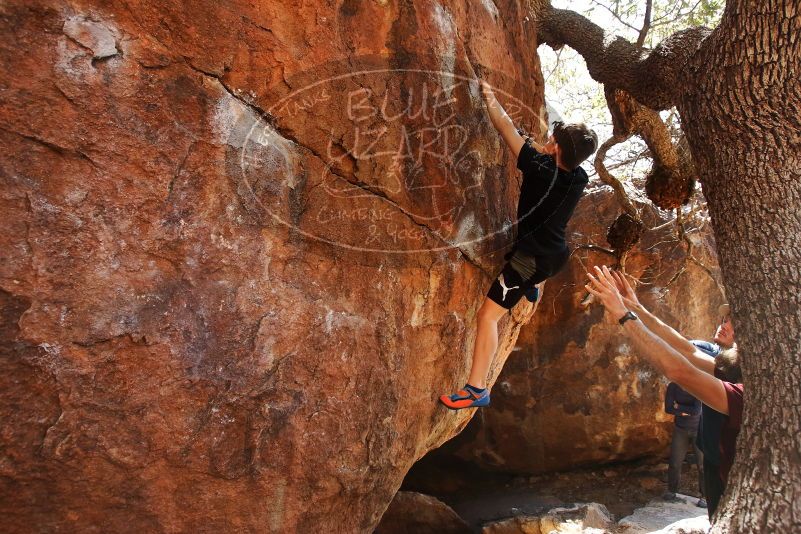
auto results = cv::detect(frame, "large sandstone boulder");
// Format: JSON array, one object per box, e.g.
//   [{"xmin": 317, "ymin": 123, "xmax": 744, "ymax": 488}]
[
  {"xmin": 439, "ymin": 186, "xmax": 724, "ymax": 474},
  {"xmin": 0, "ymin": 1, "xmax": 549, "ymax": 532}
]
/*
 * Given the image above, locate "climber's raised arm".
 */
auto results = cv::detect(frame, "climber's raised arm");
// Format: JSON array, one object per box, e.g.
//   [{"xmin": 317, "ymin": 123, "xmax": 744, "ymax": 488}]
[{"xmin": 479, "ymin": 80, "xmax": 543, "ymax": 157}]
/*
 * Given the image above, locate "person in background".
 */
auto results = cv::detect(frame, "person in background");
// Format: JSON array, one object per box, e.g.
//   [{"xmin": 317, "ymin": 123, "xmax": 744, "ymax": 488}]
[
  {"xmin": 602, "ymin": 271, "xmax": 738, "ymax": 519},
  {"xmin": 664, "ymin": 382, "xmax": 705, "ymax": 507},
  {"xmin": 584, "ymin": 266, "xmax": 744, "ymax": 524},
  {"xmin": 691, "ymin": 305, "xmax": 740, "ymax": 519}
]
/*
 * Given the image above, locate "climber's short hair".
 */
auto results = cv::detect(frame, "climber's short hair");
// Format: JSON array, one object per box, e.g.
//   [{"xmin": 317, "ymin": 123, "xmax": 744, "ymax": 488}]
[{"xmin": 552, "ymin": 121, "xmax": 599, "ymax": 171}]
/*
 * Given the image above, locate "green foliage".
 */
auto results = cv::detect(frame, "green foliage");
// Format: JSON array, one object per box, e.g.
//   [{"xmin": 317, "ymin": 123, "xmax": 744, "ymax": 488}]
[{"xmin": 584, "ymin": 0, "xmax": 724, "ymax": 44}]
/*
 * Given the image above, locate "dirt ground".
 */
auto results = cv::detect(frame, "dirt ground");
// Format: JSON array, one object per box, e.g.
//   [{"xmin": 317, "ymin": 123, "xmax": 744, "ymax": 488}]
[{"xmin": 402, "ymin": 455, "xmax": 706, "ymax": 530}]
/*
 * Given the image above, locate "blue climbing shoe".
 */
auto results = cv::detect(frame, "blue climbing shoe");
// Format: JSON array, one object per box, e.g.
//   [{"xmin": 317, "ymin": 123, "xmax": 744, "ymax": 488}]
[{"xmin": 439, "ymin": 386, "xmax": 490, "ymax": 410}]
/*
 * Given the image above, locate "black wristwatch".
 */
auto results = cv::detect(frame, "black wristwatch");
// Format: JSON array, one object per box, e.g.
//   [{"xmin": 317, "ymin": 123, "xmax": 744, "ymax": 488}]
[{"xmin": 618, "ymin": 310, "xmax": 639, "ymax": 326}]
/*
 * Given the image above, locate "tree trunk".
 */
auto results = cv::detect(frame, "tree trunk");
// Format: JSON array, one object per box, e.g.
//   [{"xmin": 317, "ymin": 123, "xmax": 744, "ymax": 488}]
[
  {"xmin": 542, "ymin": 0, "xmax": 801, "ymax": 530},
  {"xmin": 677, "ymin": 2, "xmax": 801, "ymax": 531}
]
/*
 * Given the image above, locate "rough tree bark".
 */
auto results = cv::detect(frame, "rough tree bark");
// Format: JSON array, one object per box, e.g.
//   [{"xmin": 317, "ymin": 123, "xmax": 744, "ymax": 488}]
[{"xmin": 538, "ymin": 1, "xmax": 801, "ymax": 532}]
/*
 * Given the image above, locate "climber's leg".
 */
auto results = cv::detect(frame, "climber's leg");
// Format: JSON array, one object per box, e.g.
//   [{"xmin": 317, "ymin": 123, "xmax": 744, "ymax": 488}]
[
  {"xmin": 464, "ymin": 297, "xmax": 508, "ymax": 389},
  {"xmin": 468, "ymin": 262, "xmax": 533, "ymax": 385},
  {"xmin": 439, "ymin": 264, "xmax": 533, "ymax": 410}
]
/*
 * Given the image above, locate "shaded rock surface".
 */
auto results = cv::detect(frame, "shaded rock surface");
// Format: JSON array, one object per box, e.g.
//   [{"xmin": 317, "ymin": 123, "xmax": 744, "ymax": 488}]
[
  {"xmin": 421, "ymin": 185, "xmax": 722, "ymax": 474},
  {"xmin": 0, "ymin": 1, "xmax": 550, "ymax": 532},
  {"xmin": 374, "ymin": 491, "xmax": 469, "ymax": 534}
]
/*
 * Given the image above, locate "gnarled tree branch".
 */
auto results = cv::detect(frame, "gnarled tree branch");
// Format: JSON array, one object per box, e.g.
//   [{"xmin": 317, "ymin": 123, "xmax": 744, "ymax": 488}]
[
  {"xmin": 605, "ymin": 87, "xmax": 698, "ymax": 209},
  {"xmin": 594, "ymin": 133, "xmax": 637, "ymax": 216},
  {"xmin": 535, "ymin": 6, "xmax": 712, "ymax": 110}
]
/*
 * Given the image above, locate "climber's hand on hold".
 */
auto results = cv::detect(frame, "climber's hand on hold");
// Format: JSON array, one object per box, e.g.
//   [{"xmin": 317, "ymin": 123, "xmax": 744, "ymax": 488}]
[
  {"xmin": 585, "ymin": 265, "xmax": 628, "ymax": 324},
  {"xmin": 479, "ymin": 79, "xmax": 525, "ymax": 158},
  {"xmin": 479, "ymin": 80, "xmax": 495, "ymax": 105}
]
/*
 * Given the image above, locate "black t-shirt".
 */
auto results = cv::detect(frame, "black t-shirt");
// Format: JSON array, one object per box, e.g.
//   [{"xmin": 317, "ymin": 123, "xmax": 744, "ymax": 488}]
[{"xmin": 514, "ymin": 141, "xmax": 589, "ymax": 256}]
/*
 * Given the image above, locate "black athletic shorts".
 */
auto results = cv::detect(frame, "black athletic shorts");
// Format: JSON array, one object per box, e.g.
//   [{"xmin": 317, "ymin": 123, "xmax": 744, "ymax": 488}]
[{"xmin": 486, "ymin": 248, "xmax": 570, "ymax": 310}]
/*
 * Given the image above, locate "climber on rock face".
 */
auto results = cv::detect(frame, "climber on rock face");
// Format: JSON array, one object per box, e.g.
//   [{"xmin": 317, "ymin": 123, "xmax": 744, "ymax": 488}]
[{"xmin": 439, "ymin": 80, "xmax": 598, "ymax": 410}]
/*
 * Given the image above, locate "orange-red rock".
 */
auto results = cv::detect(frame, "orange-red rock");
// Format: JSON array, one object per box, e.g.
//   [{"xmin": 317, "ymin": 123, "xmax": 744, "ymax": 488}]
[{"xmin": 0, "ymin": 1, "xmax": 549, "ymax": 532}]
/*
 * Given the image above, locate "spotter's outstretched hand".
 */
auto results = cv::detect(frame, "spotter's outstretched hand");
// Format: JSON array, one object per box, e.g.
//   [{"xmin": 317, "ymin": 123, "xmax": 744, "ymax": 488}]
[
  {"xmin": 585, "ymin": 266, "xmax": 628, "ymax": 324},
  {"xmin": 612, "ymin": 270, "xmax": 640, "ymax": 309}
]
